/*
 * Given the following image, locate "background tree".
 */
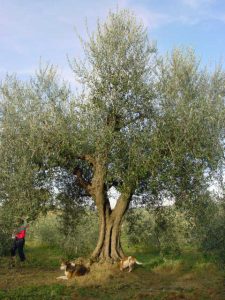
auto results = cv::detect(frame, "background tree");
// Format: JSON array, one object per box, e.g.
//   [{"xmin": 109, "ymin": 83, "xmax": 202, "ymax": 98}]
[{"xmin": 0, "ymin": 10, "xmax": 224, "ymax": 262}]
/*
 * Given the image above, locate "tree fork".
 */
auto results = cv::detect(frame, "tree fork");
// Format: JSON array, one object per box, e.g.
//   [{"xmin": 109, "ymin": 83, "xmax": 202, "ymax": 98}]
[
  {"xmin": 91, "ymin": 190, "xmax": 132, "ymax": 263},
  {"xmin": 74, "ymin": 157, "xmax": 132, "ymax": 263}
]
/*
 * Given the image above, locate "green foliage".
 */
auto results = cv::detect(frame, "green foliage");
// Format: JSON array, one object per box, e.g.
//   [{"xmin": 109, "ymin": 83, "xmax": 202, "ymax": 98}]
[
  {"xmin": 122, "ymin": 208, "xmax": 155, "ymax": 247},
  {"xmin": 27, "ymin": 210, "xmax": 98, "ymax": 257},
  {"xmin": 0, "ymin": 208, "xmax": 12, "ymax": 256},
  {"xmin": 58, "ymin": 209, "xmax": 98, "ymax": 257},
  {"xmin": 154, "ymin": 207, "xmax": 183, "ymax": 255},
  {"xmin": 0, "ymin": 230, "xmax": 10, "ymax": 256},
  {"xmin": 124, "ymin": 193, "xmax": 225, "ymax": 261},
  {"xmin": 1, "ymin": 10, "xmax": 224, "ymax": 212},
  {"xmin": 0, "ymin": 9, "xmax": 224, "ymax": 259},
  {"xmin": 0, "ymin": 69, "xmax": 70, "ymax": 219},
  {"xmin": 198, "ymin": 199, "xmax": 225, "ymax": 265},
  {"xmin": 27, "ymin": 213, "xmax": 60, "ymax": 246},
  {"xmin": 146, "ymin": 49, "xmax": 225, "ymax": 200},
  {"xmin": 123, "ymin": 207, "xmax": 191, "ymax": 255}
]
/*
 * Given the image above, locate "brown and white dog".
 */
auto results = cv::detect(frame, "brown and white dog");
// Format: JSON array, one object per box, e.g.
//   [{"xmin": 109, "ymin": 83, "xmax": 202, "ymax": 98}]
[
  {"xmin": 57, "ymin": 260, "xmax": 90, "ymax": 280},
  {"xmin": 119, "ymin": 256, "xmax": 142, "ymax": 272}
]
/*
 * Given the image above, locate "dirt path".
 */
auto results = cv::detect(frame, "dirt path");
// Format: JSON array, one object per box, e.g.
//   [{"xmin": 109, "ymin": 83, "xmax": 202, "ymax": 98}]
[{"xmin": 0, "ymin": 259, "xmax": 224, "ymax": 299}]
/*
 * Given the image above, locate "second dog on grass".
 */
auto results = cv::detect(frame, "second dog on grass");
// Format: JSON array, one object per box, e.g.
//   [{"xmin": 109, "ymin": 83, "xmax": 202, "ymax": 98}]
[
  {"xmin": 57, "ymin": 260, "xmax": 90, "ymax": 280},
  {"xmin": 119, "ymin": 256, "xmax": 142, "ymax": 272}
]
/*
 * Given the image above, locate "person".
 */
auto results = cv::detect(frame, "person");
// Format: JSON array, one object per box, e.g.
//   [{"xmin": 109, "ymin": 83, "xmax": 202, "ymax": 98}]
[{"xmin": 10, "ymin": 217, "xmax": 29, "ymax": 267}]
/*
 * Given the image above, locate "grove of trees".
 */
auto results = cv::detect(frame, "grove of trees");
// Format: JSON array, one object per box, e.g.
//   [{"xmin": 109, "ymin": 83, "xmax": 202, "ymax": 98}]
[{"xmin": 0, "ymin": 9, "xmax": 224, "ymax": 262}]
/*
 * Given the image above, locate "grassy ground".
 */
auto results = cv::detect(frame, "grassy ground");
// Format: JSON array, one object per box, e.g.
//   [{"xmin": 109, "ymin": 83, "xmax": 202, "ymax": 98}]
[{"xmin": 0, "ymin": 242, "xmax": 225, "ymax": 300}]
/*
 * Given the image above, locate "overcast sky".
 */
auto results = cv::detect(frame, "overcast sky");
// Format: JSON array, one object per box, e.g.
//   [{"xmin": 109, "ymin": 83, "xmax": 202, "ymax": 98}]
[{"xmin": 0, "ymin": 0, "xmax": 225, "ymax": 84}]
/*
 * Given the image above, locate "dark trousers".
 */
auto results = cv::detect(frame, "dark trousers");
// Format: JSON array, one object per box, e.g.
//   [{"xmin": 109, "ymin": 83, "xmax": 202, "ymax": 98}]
[{"xmin": 11, "ymin": 238, "xmax": 26, "ymax": 261}]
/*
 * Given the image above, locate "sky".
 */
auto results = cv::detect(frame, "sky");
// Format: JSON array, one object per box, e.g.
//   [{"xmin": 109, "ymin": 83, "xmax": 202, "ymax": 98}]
[{"xmin": 0, "ymin": 0, "xmax": 225, "ymax": 85}]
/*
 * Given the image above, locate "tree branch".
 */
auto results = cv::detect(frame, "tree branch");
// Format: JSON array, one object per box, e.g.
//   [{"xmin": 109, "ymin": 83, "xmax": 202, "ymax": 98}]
[
  {"xmin": 112, "ymin": 187, "xmax": 133, "ymax": 218},
  {"xmin": 77, "ymin": 155, "xmax": 96, "ymax": 166},
  {"xmin": 73, "ymin": 167, "xmax": 92, "ymax": 196},
  {"xmin": 107, "ymin": 112, "xmax": 146, "ymax": 132}
]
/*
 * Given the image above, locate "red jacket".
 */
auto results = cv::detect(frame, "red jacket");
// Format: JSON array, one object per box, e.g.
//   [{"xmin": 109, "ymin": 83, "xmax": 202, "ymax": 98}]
[{"xmin": 15, "ymin": 225, "xmax": 28, "ymax": 239}]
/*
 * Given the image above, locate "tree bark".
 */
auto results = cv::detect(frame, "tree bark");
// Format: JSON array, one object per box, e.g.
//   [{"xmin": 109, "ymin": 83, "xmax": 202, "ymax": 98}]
[
  {"xmin": 91, "ymin": 190, "xmax": 132, "ymax": 263},
  {"xmin": 75, "ymin": 157, "xmax": 133, "ymax": 263}
]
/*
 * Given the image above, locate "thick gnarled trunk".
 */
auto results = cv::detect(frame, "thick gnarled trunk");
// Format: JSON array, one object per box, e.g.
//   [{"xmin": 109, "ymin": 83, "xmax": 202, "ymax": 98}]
[
  {"xmin": 74, "ymin": 158, "xmax": 133, "ymax": 263},
  {"xmin": 91, "ymin": 192, "xmax": 131, "ymax": 262}
]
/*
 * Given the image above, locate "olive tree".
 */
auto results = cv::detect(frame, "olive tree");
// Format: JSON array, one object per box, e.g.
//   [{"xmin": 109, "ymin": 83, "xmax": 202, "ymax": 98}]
[{"xmin": 0, "ymin": 10, "xmax": 224, "ymax": 262}]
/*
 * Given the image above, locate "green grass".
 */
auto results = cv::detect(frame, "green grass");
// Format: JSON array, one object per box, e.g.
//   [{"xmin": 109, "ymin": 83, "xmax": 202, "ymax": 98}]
[
  {"xmin": 0, "ymin": 284, "xmax": 72, "ymax": 300},
  {"xmin": 0, "ymin": 243, "xmax": 225, "ymax": 300},
  {"xmin": 25, "ymin": 242, "xmax": 65, "ymax": 268}
]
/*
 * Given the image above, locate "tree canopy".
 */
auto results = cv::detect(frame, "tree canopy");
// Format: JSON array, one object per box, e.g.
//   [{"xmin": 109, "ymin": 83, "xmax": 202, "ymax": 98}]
[{"xmin": 0, "ymin": 9, "xmax": 224, "ymax": 261}]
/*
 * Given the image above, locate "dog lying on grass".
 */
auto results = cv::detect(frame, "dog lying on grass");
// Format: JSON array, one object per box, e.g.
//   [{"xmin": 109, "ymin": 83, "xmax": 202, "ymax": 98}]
[
  {"xmin": 119, "ymin": 256, "xmax": 142, "ymax": 272},
  {"xmin": 57, "ymin": 260, "xmax": 90, "ymax": 280}
]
